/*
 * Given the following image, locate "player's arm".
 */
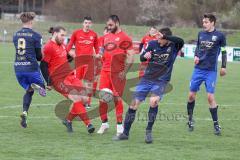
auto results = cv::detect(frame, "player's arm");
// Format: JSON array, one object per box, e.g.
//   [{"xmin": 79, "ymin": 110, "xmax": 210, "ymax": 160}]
[
  {"xmin": 118, "ymin": 48, "xmax": 135, "ymax": 80},
  {"xmin": 124, "ymin": 49, "xmax": 135, "ymax": 73},
  {"xmin": 139, "ymin": 37, "xmax": 145, "ymax": 52},
  {"xmin": 140, "ymin": 42, "xmax": 152, "ymax": 62},
  {"xmin": 35, "ymin": 48, "xmax": 42, "ymax": 61},
  {"xmin": 66, "ymin": 31, "xmax": 76, "ymax": 53},
  {"xmin": 94, "ymin": 33, "xmax": 99, "ymax": 54},
  {"xmin": 220, "ymin": 34, "xmax": 227, "ymax": 76},
  {"xmin": 139, "ymin": 43, "xmax": 144, "ymax": 52},
  {"xmin": 194, "ymin": 33, "xmax": 201, "ymax": 64},
  {"xmin": 40, "ymin": 46, "xmax": 52, "ymax": 86},
  {"xmin": 40, "ymin": 61, "xmax": 51, "ymax": 86},
  {"xmin": 164, "ymin": 35, "xmax": 184, "ymax": 52},
  {"xmin": 34, "ymin": 34, "xmax": 43, "ymax": 61},
  {"xmin": 221, "ymin": 47, "xmax": 227, "ymax": 69}
]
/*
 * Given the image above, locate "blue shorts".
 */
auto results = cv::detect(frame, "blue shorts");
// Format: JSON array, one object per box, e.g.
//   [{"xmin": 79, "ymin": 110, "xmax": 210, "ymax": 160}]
[
  {"xmin": 190, "ymin": 68, "xmax": 217, "ymax": 94},
  {"xmin": 133, "ymin": 78, "xmax": 168, "ymax": 101},
  {"xmin": 15, "ymin": 71, "xmax": 45, "ymax": 90}
]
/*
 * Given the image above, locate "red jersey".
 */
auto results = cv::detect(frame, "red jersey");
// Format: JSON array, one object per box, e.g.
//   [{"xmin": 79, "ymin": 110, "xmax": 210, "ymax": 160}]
[
  {"xmin": 141, "ymin": 34, "xmax": 158, "ymax": 48},
  {"xmin": 101, "ymin": 31, "xmax": 133, "ymax": 72},
  {"xmin": 67, "ymin": 29, "xmax": 99, "ymax": 55},
  {"xmin": 43, "ymin": 40, "xmax": 72, "ymax": 80}
]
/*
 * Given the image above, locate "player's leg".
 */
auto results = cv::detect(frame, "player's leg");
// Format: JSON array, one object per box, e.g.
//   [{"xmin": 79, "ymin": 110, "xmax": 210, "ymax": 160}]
[
  {"xmin": 187, "ymin": 68, "xmax": 204, "ymax": 131},
  {"xmin": 68, "ymin": 100, "xmax": 95, "ymax": 133},
  {"xmin": 113, "ymin": 98, "xmax": 142, "ymax": 141},
  {"xmin": 15, "ymin": 72, "xmax": 35, "ymax": 128},
  {"xmin": 187, "ymin": 91, "xmax": 197, "ymax": 131},
  {"xmin": 111, "ymin": 73, "xmax": 127, "ymax": 136},
  {"xmin": 97, "ymin": 71, "xmax": 111, "ymax": 134},
  {"xmin": 29, "ymin": 71, "xmax": 46, "ymax": 97},
  {"xmin": 114, "ymin": 78, "xmax": 150, "ymax": 140},
  {"xmin": 205, "ymin": 71, "xmax": 221, "ymax": 135},
  {"xmin": 145, "ymin": 94, "xmax": 161, "ymax": 144},
  {"xmin": 114, "ymin": 97, "xmax": 124, "ymax": 136},
  {"xmin": 63, "ymin": 77, "xmax": 95, "ymax": 133},
  {"xmin": 81, "ymin": 57, "xmax": 95, "ymax": 108},
  {"xmin": 144, "ymin": 81, "xmax": 166, "ymax": 144}
]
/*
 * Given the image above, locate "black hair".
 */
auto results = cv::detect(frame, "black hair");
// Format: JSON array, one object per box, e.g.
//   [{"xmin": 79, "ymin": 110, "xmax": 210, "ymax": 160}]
[
  {"xmin": 84, "ymin": 16, "xmax": 92, "ymax": 21},
  {"xmin": 159, "ymin": 27, "xmax": 172, "ymax": 36},
  {"xmin": 150, "ymin": 26, "xmax": 157, "ymax": 29},
  {"xmin": 108, "ymin": 15, "xmax": 120, "ymax": 25},
  {"xmin": 48, "ymin": 26, "xmax": 66, "ymax": 34},
  {"xmin": 203, "ymin": 13, "xmax": 216, "ymax": 24}
]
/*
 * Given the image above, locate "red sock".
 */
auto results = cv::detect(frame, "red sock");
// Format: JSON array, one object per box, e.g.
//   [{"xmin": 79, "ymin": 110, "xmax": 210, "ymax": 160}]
[
  {"xmin": 99, "ymin": 101, "xmax": 108, "ymax": 122},
  {"xmin": 70, "ymin": 101, "xmax": 91, "ymax": 126},
  {"xmin": 114, "ymin": 99, "xmax": 123, "ymax": 123}
]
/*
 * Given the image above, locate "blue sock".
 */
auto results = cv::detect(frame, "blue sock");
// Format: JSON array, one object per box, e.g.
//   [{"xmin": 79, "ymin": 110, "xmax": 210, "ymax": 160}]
[
  {"xmin": 146, "ymin": 106, "xmax": 158, "ymax": 131},
  {"xmin": 209, "ymin": 106, "xmax": 219, "ymax": 126},
  {"xmin": 23, "ymin": 91, "xmax": 34, "ymax": 112},
  {"xmin": 123, "ymin": 108, "xmax": 136, "ymax": 136},
  {"xmin": 187, "ymin": 101, "xmax": 195, "ymax": 121}
]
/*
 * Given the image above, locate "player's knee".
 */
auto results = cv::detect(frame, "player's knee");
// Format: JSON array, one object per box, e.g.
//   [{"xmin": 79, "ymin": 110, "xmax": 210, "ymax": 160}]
[
  {"xmin": 149, "ymin": 97, "xmax": 160, "ymax": 107},
  {"xmin": 27, "ymin": 88, "xmax": 34, "ymax": 94},
  {"xmin": 130, "ymin": 99, "xmax": 141, "ymax": 110},
  {"xmin": 207, "ymin": 94, "xmax": 215, "ymax": 103},
  {"xmin": 188, "ymin": 92, "xmax": 196, "ymax": 102}
]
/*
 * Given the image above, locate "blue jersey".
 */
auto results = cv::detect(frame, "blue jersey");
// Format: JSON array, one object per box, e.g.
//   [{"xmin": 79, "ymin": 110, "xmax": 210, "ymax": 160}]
[
  {"xmin": 195, "ymin": 29, "xmax": 226, "ymax": 71},
  {"xmin": 13, "ymin": 28, "xmax": 42, "ymax": 72},
  {"xmin": 141, "ymin": 38, "xmax": 183, "ymax": 82}
]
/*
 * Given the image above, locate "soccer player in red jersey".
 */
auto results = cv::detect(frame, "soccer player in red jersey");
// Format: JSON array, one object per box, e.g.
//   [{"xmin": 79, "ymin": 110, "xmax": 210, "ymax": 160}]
[
  {"xmin": 139, "ymin": 26, "xmax": 158, "ymax": 78},
  {"xmin": 66, "ymin": 16, "xmax": 99, "ymax": 108},
  {"xmin": 97, "ymin": 15, "xmax": 135, "ymax": 136},
  {"xmin": 40, "ymin": 26, "xmax": 95, "ymax": 134}
]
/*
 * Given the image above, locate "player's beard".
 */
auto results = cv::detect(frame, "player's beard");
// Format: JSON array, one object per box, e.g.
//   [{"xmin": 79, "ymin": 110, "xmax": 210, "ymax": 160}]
[
  {"xmin": 110, "ymin": 26, "xmax": 118, "ymax": 34},
  {"xmin": 55, "ymin": 37, "xmax": 63, "ymax": 45}
]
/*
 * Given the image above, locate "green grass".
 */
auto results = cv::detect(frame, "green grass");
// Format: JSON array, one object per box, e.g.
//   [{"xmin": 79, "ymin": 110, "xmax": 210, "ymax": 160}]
[
  {"xmin": 1, "ymin": 19, "xmax": 240, "ymax": 46},
  {"xmin": 0, "ymin": 42, "xmax": 240, "ymax": 160}
]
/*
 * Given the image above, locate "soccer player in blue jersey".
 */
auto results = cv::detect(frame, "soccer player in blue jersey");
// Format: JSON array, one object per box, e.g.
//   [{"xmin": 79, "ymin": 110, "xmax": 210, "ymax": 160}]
[
  {"xmin": 13, "ymin": 12, "xmax": 46, "ymax": 128},
  {"xmin": 114, "ymin": 28, "xmax": 184, "ymax": 143},
  {"xmin": 186, "ymin": 13, "xmax": 227, "ymax": 135}
]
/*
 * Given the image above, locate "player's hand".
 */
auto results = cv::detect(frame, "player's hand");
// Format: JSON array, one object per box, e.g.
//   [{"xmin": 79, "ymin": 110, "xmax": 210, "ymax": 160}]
[
  {"xmin": 194, "ymin": 56, "xmax": 199, "ymax": 65},
  {"xmin": 46, "ymin": 85, "xmax": 52, "ymax": 91},
  {"xmin": 68, "ymin": 50, "xmax": 76, "ymax": 58},
  {"xmin": 95, "ymin": 54, "xmax": 102, "ymax": 59},
  {"xmin": 144, "ymin": 51, "xmax": 152, "ymax": 59},
  {"xmin": 118, "ymin": 71, "xmax": 126, "ymax": 80},
  {"xmin": 156, "ymin": 31, "xmax": 164, "ymax": 39},
  {"xmin": 220, "ymin": 68, "xmax": 227, "ymax": 77}
]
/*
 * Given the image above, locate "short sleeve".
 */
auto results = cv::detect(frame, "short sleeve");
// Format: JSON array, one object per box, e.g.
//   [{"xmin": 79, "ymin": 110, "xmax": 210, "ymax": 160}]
[{"xmin": 42, "ymin": 45, "xmax": 52, "ymax": 63}]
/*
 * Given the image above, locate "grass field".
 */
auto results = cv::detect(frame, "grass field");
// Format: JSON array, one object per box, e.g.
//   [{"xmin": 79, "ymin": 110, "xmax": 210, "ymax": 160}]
[
  {"xmin": 1, "ymin": 19, "xmax": 240, "ymax": 46},
  {"xmin": 0, "ymin": 42, "xmax": 240, "ymax": 160}
]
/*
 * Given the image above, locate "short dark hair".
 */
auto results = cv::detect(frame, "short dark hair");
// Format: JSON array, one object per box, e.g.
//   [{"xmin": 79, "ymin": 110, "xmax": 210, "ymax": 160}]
[
  {"xmin": 203, "ymin": 13, "xmax": 216, "ymax": 24},
  {"xmin": 20, "ymin": 12, "xmax": 36, "ymax": 23},
  {"xmin": 48, "ymin": 26, "xmax": 66, "ymax": 34},
  {"xmin": 150, "ymin": 26, "xmax": 157, "ymax": 29},
  {"xmin": 108, "ymin": 15, "xmax": 120, "ymax": 25},
  {"xmin": 84, "ymin": 16, "xmax": 92, "ymax": 21},
  {"xmin": 159, "ymin": 27, "xmax": 172, "ymax": 36}
]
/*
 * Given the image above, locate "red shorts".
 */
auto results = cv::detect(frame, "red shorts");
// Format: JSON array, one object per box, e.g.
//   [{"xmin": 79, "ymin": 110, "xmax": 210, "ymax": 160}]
[
  {"xmin": 99, "ymin": 70, "xmax": 126, "ymax": 97},
  {"xmin": 52, "ymin": 73, "xmax": 85, "ymax": 98}
]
